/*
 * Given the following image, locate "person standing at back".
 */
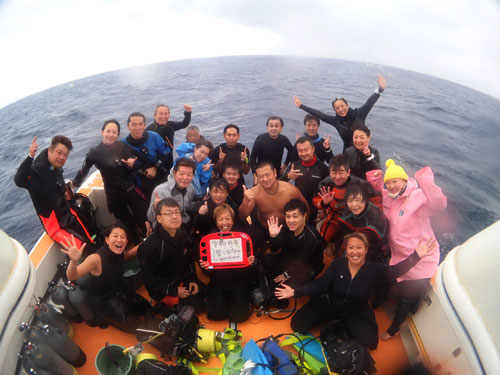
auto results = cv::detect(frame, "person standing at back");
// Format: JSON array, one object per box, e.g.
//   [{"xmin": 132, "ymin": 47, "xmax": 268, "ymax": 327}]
[
  {"xmin": 146, "ymin": 104, "xmax": 192, "ymax": 174},
  {"xmin": 250, "ymin": 116, "xmax": 293, "ymax": 179}
]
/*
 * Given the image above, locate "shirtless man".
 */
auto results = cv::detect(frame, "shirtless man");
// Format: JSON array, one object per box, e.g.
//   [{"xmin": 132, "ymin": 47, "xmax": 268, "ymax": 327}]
[{"xmin": 239, "ymin": 161, "xmax": 308, "ymax": 229}]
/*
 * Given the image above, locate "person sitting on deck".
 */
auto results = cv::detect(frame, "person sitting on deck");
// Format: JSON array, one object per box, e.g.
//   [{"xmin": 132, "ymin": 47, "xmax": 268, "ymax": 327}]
[
  {"xmin": 288, "ymin": 114, "xmax": 333, "ymax": 164},
  {"xmin": 139, "ymin": 198, "xmax": 204, "ymax": 312},
  {"xmin": 293, "ymin": 74, "xmax": 386, "ymax": 151},
  {"xmin": 265, "ymin": 199, "xmax": 325, "ymax": 288},
  {"xmin": 60, "ymin": 222, "xmax": 150, "ymax": 333},
  {"xmin": 239, "ymin": 161, "xmax": 308, "ymax": 251},
  {"xmin": 250, "ymin": 116, "xmax": 293, "ymax": 178},
  {"xmin": 210, "ymin": 124, "xmax": 251, "ymax": 184},
  {"xmin": 14, "ymin": 135, "xmax": 98, "ymax": 252},
  {"xmin": 275, "ymin": 232, "xmax": 436, "ymax": 350},
  {"xmin": 343, "ymin": 125, "xmax": 380, "ymax": 180},
  {"xmin": 199, "ymin": 204, "xmax": 255, "ymax": 322},
  {"xmin": 192, "ymin": 178, "xmax": 245, "ymax": 236},
  {"xmin": 148, "ymin": 158, "xmax": 197, "ymax": 226},
  {"xmin": 146, "ymin": 103, "xmax": 192, "ymax": 175},
  {"xmin": 312, "ymin": 154, "xmax": 381, "ymax": 246},
  {"xmin": 222, "ymin": 160, "xmax": 246, "ymax": 206},
  {"xmin": 366, "ymin": 159, "xmax": 447, "ymax": 340}
]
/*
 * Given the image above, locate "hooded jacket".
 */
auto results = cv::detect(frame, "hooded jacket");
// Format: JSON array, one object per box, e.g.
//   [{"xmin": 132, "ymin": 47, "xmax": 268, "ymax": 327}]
[{"xmin": 366, "ymin": 167, "xmax": 447, "ymax": 281}]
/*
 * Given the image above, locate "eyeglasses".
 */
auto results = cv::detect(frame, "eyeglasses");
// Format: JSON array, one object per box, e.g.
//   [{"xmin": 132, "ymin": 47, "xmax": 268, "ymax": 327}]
[{"xmin": 159, "ymin": 210, "xmax": 181, "ymax": 217}]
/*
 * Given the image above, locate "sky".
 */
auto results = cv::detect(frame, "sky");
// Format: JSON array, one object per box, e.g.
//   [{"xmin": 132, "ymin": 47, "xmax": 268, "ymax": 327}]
[{"xmin": 1, "ymin": 0, "xmax": 500, "ymax": 109}]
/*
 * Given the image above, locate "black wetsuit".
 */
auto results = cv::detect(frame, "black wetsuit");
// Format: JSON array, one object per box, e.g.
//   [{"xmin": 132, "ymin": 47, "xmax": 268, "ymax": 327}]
[
  {"xmin": 291, "ymin": 252, "xmax": 421, "ymax": 349},
  {"xmin": 85, "ymin": 245, "xmax": 150, "ymax": 333},
  {"xmin": 138, "ymin": 225, "xmax": 204, "ymax": 312},
  {"xmin": 250, "ymin": 133, "xmax": 293, "ymax": 174},
  {"xmin": 267, "ymin": 223, "xmax": 325, "ymax": 288},
  {"xmin": 289, "ymin": 133, "xmax": 334, "ymax": 164},
  {"xmin": 282, "ymin": 156, "xmax": 330, "ymax": 203},
  {"xmin": 299, "ymin": 91, "xmax": 382, "ymax": 151},
  {"xmin": 343, "ymin": 145, "xmax": 380, "ymax": 180},
  {"xmin": 192, "ymin": 197, "xmax": 244, "ymax": 237},
  {"xmin": 202, "ymin": 226, "xmax": 255, "ymax": 322},
  {"xmin": 73, "ymin": 142, "xmax": 148, "ymax": 238},
  {"xmin": 337, "ymin": 203, "xmax": 388, "ymax": 261},
  {"xmin": 211, "ymin": 142, "xmax": 250, "ymax": 184},
  {"xmin": 14, "ymin": 149, "xmax": 96, "ymax": 248},
  {"xmin": 228, "ymin": 182, "xmax": 245, "ymax": 207},
  {"xmin": 146, "ymin": 111, "xmax": 191, "ymax": 173}
]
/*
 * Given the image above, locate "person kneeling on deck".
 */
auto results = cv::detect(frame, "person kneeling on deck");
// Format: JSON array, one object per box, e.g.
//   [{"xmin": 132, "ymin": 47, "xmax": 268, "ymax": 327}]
[
  {"xmin": 139, "ymin": 198, "xmax": 204, "ymax": 312},
  {"xmin": 15, "ymin": 135, "xmax": 99, "ymax": 253},
  {"xmin": 275, "ymin": 232, "xmax": 436, "ymax": 350},
  {"xmin": 265, "ymin": 199, "xmax": 325, "ymax": 288},
  {"xmin": 199, "ymin": 204, "xmax": 255, "ymax": 322},
  {"xmin": 60, "ymin": 222, "xmax": 150, "ymax": 333}
]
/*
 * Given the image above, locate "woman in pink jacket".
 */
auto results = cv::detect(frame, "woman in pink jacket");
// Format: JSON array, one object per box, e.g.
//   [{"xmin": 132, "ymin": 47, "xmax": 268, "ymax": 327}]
[{"xmin": 366, "ymin": 159, "xmax": 447, "ymax": 339}]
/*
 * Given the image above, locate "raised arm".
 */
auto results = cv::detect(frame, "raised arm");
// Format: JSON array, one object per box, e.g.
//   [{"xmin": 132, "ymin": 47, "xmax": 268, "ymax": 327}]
[
  {"xmin": 239, "ymin": 186, "xmax": 256, "ymax": 219},
  {"xmin": 415, "ymin": 166, "xmax": 447, "ymax": 212},
  {"xmin": 356, "ymin": 74, "xmax": 386, "ymax": 122},
  {"xmin": 14, "ymin": 137, "xmax": 38, "ymax": 188}
]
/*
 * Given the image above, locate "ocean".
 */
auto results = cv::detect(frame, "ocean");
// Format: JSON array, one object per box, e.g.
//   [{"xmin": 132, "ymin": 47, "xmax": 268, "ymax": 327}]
[{"xmin": 1, "ymin": 56, "xmax": 499, "ymax": 255}]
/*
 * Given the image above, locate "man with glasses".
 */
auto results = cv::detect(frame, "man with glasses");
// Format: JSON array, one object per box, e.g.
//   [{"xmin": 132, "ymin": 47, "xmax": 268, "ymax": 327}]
[
  {"xmin": 293, "ymin": 74, "xmax": 386, "ymax": 151},
  {"xmin": 138, "ymin": 197, "xmax": 204, "ymax": 312},
  {"xmin": 123, "ymin": 112, "xmax": 172, "ymax": 201},
  {"xmin": 147, "ymin": 158, "xmax": 197, "ymax": 226}
]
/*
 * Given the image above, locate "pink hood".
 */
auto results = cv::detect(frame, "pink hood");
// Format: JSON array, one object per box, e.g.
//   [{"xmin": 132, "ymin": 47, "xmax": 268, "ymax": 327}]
[{"xmin": 366, "ymin": 167, "xmax": 447, "ymax": 281}]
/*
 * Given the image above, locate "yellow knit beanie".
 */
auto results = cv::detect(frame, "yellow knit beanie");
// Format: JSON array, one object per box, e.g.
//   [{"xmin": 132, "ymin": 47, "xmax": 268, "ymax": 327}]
[{"xmin": 384, "ymin": 159, "xmax": 408, "ymax": 182}]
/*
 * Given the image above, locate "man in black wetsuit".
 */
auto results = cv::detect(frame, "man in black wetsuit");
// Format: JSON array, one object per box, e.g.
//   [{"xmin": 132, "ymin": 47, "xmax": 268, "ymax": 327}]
[
  {"xmin": 210, "ymin": 124, "xmax": 251, "ymax": 184},
  {"xmin": 138, "ymin": 198, "xmax": 204, "ymax": 312},
  {"xmin": 146, "ymin": 104, "xmax": 192, "ymax": 174},
  {"xmin": 14, "ymin": 135, "xmax": 97, "ymax": 249},
  {"xmin": 289, "ymin": 114, "xmax": 333, "ymax": 163},
  {"xmin": 293, "ymin": 74, "xmax": 386, "ymax": 151},
  {"xmin": 250, "ymin": 116, "xmax": 293, "ymax": 178},
  {"xmin": 283, "ymin": 137, "xmax": 329, "ymax": 204}
]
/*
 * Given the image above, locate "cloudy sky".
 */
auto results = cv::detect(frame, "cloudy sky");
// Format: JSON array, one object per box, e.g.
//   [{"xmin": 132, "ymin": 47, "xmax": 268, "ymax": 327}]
[{"xmin": 1, "ymin": 0, "xmax": 499, "ymax": 109}]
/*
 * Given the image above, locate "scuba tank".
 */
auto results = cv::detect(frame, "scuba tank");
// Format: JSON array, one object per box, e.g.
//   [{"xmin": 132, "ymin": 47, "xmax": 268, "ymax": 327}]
[
  {"xmin": 22, "ymin": 342, "xmax": 77, "ymax": 375},
  {"xmin": 67, "ymin": 282, "xmax": 95, "ymax": 323},
  {"xmin": 49, "ymin": 282, "xmax": 83, "ymax": 323},
  {"xmin": 158, "ymin": 304, "xmax": 196, "ymax": 356},
  {"xmin": 35, "ymin": 302, "xmax": 72, "ymax": 338},
  {"xmin": 20, "ymin": 323, "xmax": 86, "ymax": 367}
]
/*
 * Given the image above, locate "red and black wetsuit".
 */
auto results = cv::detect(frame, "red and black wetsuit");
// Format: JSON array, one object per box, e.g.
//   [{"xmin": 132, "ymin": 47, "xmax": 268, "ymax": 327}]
[{"xmin": 14, "ymin": 149, "xmax": 95, "ymax": 248}]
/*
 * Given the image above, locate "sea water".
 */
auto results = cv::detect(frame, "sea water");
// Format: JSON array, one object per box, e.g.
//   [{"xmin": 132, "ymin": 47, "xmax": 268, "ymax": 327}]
[{"xmin": 1, "ymin": 56, "xmax": 499, "ymax": 256}]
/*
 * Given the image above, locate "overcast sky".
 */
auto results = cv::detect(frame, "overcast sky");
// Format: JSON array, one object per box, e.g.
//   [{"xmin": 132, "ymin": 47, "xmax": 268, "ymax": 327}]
[{"xmin": 1, "ymin": 0, "xmax": 499, "ymax": 109}]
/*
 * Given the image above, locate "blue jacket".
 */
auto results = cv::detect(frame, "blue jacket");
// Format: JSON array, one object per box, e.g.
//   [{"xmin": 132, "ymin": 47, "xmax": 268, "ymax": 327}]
[{"xmin": 175, "ymin": 142, "xmax": 213, "ymax": 197}]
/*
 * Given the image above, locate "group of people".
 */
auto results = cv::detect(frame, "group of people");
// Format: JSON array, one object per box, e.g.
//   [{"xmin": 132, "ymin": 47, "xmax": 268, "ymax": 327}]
[{"xmin": 15, "ymin": 74, "xmax": 447, "ymax": 351}]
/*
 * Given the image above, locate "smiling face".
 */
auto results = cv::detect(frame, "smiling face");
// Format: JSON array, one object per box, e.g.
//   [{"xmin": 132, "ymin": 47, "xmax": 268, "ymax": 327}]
[
  {"xmin": 210, "ymin": 186, "xmax": 228, "ymax": 205},
  {"xmin": 386, "ymin": 178, "xmax": 407, "ymax": 196},
  {"xmin": 255, "ymin": 164, "xmax": 277, "ymax": 189},
  {"xmin": 297, "ymin": 141, "xmax": 315, "ymax": 162},
  {"xmin": 330, "ymin": 166, "xmax": 350, "ymax": 186},
  {"xmin": 353, "ymin": 129, "xmax": 370, "ymax": 151},
  {"xmin": 285, "ymin": 208, "xmax": 307, "ymax": 235},
  {"xmin": 102, "ymin": 122, "xmax": 119, "ymax": 145},
  {"xmin": 157, "ymin": 205, "xmax": 182, "ymax": 232},
  {"xmin": 346, "ymin": 193, "xmax": 366, "ymax": 215},
  {"xmin": 128, "ymin": 115, "xmax": 146, "ymax": 139},
  {"xmin": 304, "ymin": 119, "xmax": 319, "ymax": 137},
  {"xmin": 223, "ymin": 167, "xmax": 240, "ymax": 186},
  {"xmin": 154, "ymin": 105, "xmax": 170, "ymax": 125},
  {"xmin": 224, "ymin": 127, "xmax": 240, "ymax": 148},
  {"xmin": 345, "ymin": 236, "xmax": 368, "ymax": 267},
  {"xmin": 267, "ymin": 119, "xmax": 283, "ymax": 139},
  {"xmin": 174, "ymin": 166, "xmax": 194, "ymax": 189},
  {"xmin": 216, "ymin": 210, "xmax": 234, "ymax": 232},
  {"xmin": 333, "ymin": 99, "xmax": 349, "ymax": 117},
  {"xmin": 47, "ymin": 143, "xmax": 69, "ymax": 168},
  {"xmin": 105, "ymin": 227, "xmax": 128, "ymax": 254},
  {"xmin": 194, "ymin": 145, "xmax": 210, "ymax": 162}
]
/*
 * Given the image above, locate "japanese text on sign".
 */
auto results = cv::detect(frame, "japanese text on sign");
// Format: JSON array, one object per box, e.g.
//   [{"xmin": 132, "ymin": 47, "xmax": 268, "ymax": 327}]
[{"xmin": 209, "ymin": 238, "xmax": 244, "ymax": 263}]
